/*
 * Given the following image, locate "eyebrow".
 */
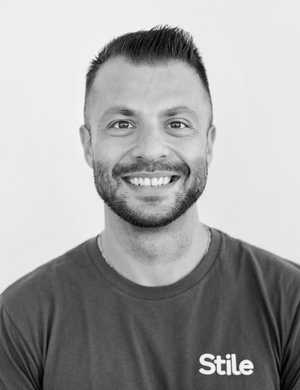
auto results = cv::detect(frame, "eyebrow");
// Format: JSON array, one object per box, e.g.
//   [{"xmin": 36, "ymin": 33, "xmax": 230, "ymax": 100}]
[{"xmin": 100, "ymin": 105, "xmax": 198, "ymax": 120}]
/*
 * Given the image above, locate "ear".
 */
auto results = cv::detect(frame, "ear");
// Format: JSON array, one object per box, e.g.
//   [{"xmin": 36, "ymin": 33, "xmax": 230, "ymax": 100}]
[
  {"xmin": 206, "ymin": 124, "xmax": 216, "ymax": 166},
  {"xmin": 79, "ymin": 125, "xmax": 94, "ymax": 168}
]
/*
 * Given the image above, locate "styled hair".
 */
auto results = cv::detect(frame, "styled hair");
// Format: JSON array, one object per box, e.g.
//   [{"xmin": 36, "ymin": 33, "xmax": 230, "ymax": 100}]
[{"xmin": 84, "ymin": 24, "xmax": 212, "ymax": 123}]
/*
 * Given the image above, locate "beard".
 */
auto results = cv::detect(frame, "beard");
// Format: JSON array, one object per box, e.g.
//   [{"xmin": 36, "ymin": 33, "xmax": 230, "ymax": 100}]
[{"xmin": 92, "ymin": 157, "xmax": 208, "ymax": 228}]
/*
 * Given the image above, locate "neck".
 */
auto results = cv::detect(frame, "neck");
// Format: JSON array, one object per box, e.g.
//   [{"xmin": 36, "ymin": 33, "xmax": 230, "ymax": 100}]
[{"xmin": 99, "ymin": 205, "xmax": 210, "ymax": 287}]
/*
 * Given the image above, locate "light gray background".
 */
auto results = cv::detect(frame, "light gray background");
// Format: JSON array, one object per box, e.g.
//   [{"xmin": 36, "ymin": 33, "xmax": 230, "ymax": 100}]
[{"xmin": 1, "ymin": 0, "xmax": 299, "ymax": 292}]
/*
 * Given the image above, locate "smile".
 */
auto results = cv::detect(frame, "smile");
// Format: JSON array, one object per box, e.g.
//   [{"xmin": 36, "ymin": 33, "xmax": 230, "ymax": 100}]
[
  {"xmin": 123, "ymin": 176, "xmax": 180, "ymax": 187},
  {"xmin": 121, "ymin": 174, "xmax": 181, "ymax": 190}
]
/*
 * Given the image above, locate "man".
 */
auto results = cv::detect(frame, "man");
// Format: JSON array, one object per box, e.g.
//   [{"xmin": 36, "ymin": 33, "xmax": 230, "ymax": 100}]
[{"xmin": 0, "ymin": 25, "xmax": 299, "ymax": 389}]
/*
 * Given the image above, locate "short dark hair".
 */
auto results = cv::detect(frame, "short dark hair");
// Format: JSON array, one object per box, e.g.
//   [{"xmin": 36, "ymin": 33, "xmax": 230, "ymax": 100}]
[{"xmin": 84, "ymin": 24, "xmax": 212, "ymax": 123}]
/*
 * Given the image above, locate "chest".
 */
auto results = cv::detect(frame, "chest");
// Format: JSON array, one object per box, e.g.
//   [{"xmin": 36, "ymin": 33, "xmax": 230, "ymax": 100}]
[{"xmin": 42, "ymin": 287, "xmax": 281, "ymax": 390}]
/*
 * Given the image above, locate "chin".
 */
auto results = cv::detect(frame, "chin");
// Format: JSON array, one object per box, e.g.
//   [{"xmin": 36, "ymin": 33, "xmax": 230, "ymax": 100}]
[
  {"xmin": 105, "ymin": 196, "xmax": 196, "ymax": 228},
  {"xmin": 95, "ymin": 172, "xmax": 207, "ymax": 228},
  {"xmin": 118, "ymin": 212, "xmax": 184, "ymax": 228}
]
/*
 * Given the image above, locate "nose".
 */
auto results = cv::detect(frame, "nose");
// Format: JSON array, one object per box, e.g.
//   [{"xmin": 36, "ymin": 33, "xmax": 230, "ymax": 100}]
[{"xmin": 130, "ymin": 124, "xmax": 169, "ymax": 160}]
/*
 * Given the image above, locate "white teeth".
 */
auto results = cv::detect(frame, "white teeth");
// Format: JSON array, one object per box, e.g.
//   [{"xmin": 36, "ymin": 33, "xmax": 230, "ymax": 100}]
[{"xmin": 128, "ymin": 176, "xmax": 173, "ymax": 186}]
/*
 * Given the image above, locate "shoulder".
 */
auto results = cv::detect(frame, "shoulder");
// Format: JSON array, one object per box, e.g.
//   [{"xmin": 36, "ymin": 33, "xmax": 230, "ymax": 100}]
[
  {"xmin": 0, "ymin": 236, "xmax": 95, "ymax": 319},
  {"xmin": 217, "ymin": 227, "xmax": 300, "ymax": 273},
  {"xmin": 214, "ymin": 227, "xmax": 300, "ymax": 300}
]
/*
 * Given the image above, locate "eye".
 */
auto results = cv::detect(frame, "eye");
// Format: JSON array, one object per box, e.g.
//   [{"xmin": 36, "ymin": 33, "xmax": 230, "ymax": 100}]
[
  {"xmin": 109, "ymin": 120, "xmax": 134, "ymax": 129},
  {"xmin": 168, "ymin": 120, "xmax": 189, "ymax": 129},
  {"xmin": 166, "ymin": 120, "xmax": 194, "ymax": 137}
]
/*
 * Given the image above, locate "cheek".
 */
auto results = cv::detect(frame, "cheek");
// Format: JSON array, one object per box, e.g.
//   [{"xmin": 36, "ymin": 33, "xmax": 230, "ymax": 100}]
[
  {"xmin": 94, "ymin": 134, "xmax": 129, "ymax": 159},
  {"xmin": 177, "ymin": 139, "xmax": 206, "ymax": 167},
  {"xmin": 193, "ymin": 155, "xmax": 207, "ymax": 170},
  {"xmin": 93, "ymin": 139, "xmax": 120, "ymax": 167},
  {"xmin": 186, "ymin": 151, "xmax": 207, "ymax": 179}
]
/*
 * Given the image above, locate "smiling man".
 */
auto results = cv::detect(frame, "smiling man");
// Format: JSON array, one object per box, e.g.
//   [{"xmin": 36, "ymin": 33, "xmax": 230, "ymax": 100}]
[
  {"xmin": 80, "ymin": 48, "xmax": 214, "ymax": 286},
  {"xmin": 1, "ymin": 25, "xmax": 300, "ymax": 390}
]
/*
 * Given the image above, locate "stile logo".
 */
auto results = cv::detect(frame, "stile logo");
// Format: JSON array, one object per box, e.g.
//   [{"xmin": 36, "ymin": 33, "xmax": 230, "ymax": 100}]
[{"xmin": 198, "ymin": 353, "xmax": 254, "ymax": 376}]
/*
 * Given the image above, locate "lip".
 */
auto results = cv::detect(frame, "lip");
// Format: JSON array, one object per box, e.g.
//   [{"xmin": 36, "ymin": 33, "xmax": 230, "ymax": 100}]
[
  {"xmin": 121, "ymin": 171, "xmax": 180, "ymax": 179},
  {"xmin": 121, "ymin": 175, "xmax": 181, "ymax": 191}
]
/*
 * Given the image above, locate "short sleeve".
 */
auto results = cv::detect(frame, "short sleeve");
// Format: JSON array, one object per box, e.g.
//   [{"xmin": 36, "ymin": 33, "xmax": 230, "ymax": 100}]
[
  {"xmin": 0, "ymin": 295, "xmax": 42, "ymax": 390},
  {"xmin": 280, "ymin": 301, "xmax": 300, "ymax": 390}
]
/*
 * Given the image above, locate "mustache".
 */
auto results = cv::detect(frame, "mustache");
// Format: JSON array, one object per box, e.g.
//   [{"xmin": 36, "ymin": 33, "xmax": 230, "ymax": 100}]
[{"xmin": 112, "ymin": 160, "xmax": 190, "ymax": 177}]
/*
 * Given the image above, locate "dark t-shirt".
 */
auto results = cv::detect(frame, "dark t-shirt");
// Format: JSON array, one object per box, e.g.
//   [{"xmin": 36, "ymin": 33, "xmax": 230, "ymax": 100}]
[{"xmin": 1, "ymin": 227, "xmax": 300, "ymax": 389}]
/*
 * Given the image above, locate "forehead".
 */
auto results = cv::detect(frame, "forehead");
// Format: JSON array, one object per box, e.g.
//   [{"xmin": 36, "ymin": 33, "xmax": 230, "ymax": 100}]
[{"xmin": 86, "ymin": 56, "xmax": 210, "ymax": 121}]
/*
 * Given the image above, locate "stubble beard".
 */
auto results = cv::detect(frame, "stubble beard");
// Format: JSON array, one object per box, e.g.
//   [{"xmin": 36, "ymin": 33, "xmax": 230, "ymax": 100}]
[{"xmin": 92, "ymin": 159, "xmax": 208, "ymax": 228}]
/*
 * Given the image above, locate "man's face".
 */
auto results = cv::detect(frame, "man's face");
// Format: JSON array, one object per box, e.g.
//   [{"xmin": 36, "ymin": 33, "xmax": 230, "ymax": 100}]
[{"xmin": 80, "ymin": 56, "xmax": 215, "ymax": 228}]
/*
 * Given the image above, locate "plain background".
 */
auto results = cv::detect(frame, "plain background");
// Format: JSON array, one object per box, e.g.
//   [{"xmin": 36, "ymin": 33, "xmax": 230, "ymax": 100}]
[{"xmin": 1, "ymin": 0, "xmax": 299, "ymax": 292}]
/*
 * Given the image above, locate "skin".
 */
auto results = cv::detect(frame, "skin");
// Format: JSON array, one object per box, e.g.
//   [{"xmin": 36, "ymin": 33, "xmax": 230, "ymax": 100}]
[{"xmin": 80, "ymin": 55, "xmax": 216, "ymax": 287}]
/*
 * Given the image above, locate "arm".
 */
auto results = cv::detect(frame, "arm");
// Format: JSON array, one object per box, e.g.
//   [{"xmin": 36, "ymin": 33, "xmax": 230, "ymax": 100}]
[
  {"xmin": 280, "ymin": 301, "xmax": 300, "ymax": 390},
  {"xmin": 0, "ymin": 297, "xmax": 42, "ymax": 389}
]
